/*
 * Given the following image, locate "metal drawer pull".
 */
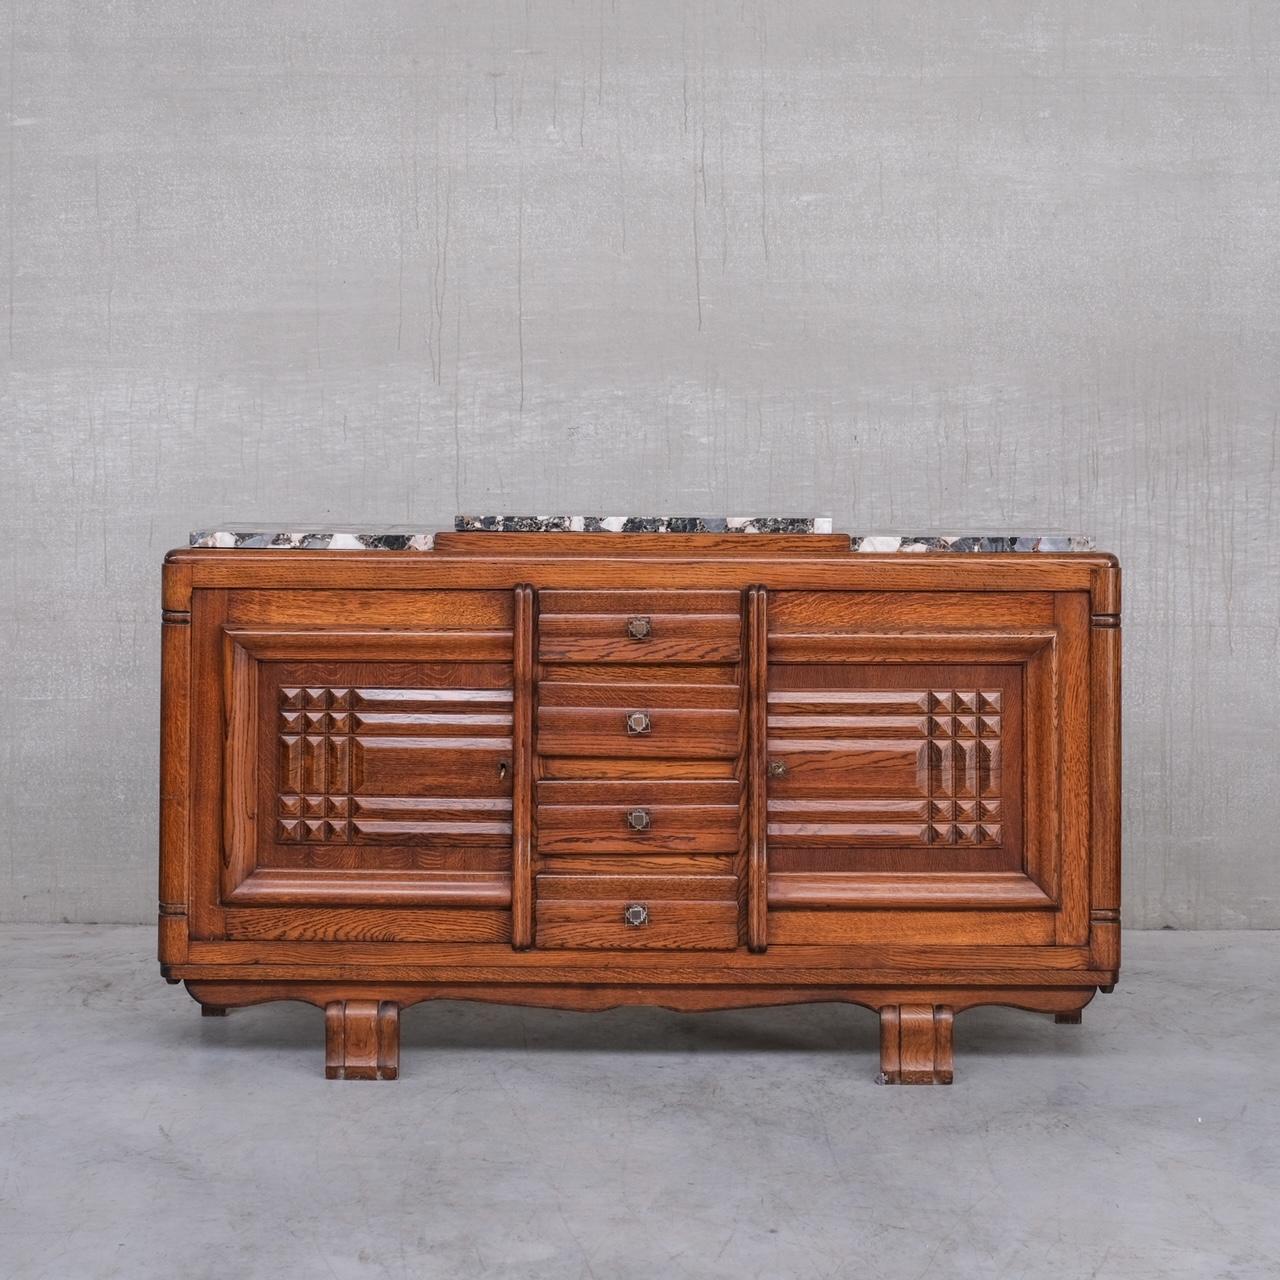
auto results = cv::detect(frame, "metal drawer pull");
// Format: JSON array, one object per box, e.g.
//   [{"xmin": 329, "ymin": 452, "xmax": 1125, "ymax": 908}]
[
  {"xmin": 768, "ymin": 759, "xmax": 787, "ymax": 777},
  {"xmin": 625, "ymin": 808, "xmax": 652, "ymax": 832},
  {"xmin": 622, "ymin": 903, "xmax": 649, "ymax": 927},
  {"xmin": 625, "ymin": 710, "xmax": 652, "ymax": 736},
  {"xmin": 626, "ymin": 615, "xmax": 652, "ymax": 640}
]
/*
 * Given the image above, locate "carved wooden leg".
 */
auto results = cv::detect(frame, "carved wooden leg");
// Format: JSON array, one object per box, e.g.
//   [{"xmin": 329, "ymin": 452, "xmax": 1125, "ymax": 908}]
[
  {"xmin": 324, "ymin": 1000, "xmax": 400, "ymax": 1080},
  {"xmin": 1055, "ymin": 1010, "xmax": 1083, "ymax": 1024},
  {"xmin": 200, "ymin": 1005, "xmax": 229, "ymax": 1017},
  {"xmin": 877, "ymin": 1005, "xmax": 954, "ymax": 1085}
]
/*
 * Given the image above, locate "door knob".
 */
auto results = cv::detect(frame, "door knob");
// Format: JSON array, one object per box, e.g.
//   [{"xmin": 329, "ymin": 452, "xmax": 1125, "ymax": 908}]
[
  {"xmin": 626, "ymin": 710, "xmax": 652, "ymax": 736},
  {"xmin": 625, "ymin": 808, "xmax": 652, "ymax": 831},
  {"xmin": 622, "ymin": 903, "xmax": 649, "ymax": 927},
  {"xmin": 768, "ymin": 759, "xmax": 787, "ymax": 777},
  {"xmin": 626, "ymin": 615, "xmax": 652, "ymax": 640}
]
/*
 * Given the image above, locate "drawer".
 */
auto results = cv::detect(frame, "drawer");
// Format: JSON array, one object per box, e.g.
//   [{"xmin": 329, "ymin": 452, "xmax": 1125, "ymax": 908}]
[
  {"xmin": 537, "ymin": 782, "xmax": 740, "ymax": 858},
  {"xmin": 539, "ymin": 616, "xmax": 740, "ymax": 664},
  {"xmin": 538, "ymin": 798, "xmax": 740, "ymax": 854},
  {"xmin": 538, "ymin": 705, "xmax": 740, "ymax": 758},
  {"xmin": 535, "ymin": 874, "xmax": 739, "ymax": 950},
  {"xmin": 538, "ymin": 591, "xmax": 741, "ymax": 664}
]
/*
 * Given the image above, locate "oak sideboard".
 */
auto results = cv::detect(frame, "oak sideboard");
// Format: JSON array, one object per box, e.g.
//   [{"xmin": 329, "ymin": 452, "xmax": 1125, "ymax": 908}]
[{"xmin": 159, "ymin": 522, "xmax": 1120, "ymax": 1083}]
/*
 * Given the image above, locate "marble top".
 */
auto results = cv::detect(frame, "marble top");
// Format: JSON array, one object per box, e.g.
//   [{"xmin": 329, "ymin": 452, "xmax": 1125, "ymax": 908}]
[
  {"xmin": 454, "ymin": 515, "xmax": 834, "ymax": 534},
  {"xmin": 190, "ymin": 525, "xmax": 1094, "ymax": 552},
  {"xmin": 849, "ymin": 534, "xmax": 1094, "ymax": 552},
  {"xmin": 190, "ymin": 527, "xmax": 436, "ymax": 550}
]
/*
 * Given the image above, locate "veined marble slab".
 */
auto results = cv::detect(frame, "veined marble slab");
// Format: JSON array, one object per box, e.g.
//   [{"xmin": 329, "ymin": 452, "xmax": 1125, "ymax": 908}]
[
  {"xmin": 188, "ymin": 525, "xmax": 1095, "ymax": 552},
  {"xmin": 849, "ymin": 534, "xmax": 1094, "ymax": 552},
  {"xmin": 190, "ymin": 528, "xmax": 435, "ymax": 550},
  {"xmin": 454, "ymin": 515, "xmax": 834, "ymax": 533}
]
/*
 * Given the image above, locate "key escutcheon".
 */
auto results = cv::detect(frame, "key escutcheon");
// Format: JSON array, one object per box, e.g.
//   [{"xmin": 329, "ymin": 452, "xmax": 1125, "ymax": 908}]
[
  {"xmin": 625, "ymin": 808, "xmax": 652, "ymax": 832},
  {"xmin": 625, "ymin": 710, "xmax": 652, "ymax": 736}
]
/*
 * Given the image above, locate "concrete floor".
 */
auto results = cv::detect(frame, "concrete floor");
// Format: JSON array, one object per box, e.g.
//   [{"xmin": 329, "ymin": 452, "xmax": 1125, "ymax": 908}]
[{"xmin": 0, "ymin": 929, "xmax": 1276, "ymax": 1280}]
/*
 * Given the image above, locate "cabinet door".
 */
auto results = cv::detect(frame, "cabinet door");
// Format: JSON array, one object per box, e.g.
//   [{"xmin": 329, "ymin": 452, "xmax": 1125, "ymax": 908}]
[
  {"xmin": 764, "ymin": 590, "xmax": 1090, "ymax": 947},
  {"xmin": 189, "ymin": 588, "xmax": 517, "ymax": 943}
]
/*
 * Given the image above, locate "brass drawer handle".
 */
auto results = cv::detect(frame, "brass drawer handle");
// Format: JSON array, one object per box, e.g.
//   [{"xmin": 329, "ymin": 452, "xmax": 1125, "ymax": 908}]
[
  {"xmin": 768, "ymin": 759, "xmax": 787, "ymax": 777},
  {"xmin": 625, "ymin": 710, "xmax": 652, "ymax": 736},
  {"xmin": 626, "ymin": 615, "xmax": 652, "ymax": 640},
  {"xmin": 622, "ymin": 903, "xmax": 649, "ymax": 927},
  {"xmin": 625, "ymin": 808, "xmax": 652, "ymax": 832}
]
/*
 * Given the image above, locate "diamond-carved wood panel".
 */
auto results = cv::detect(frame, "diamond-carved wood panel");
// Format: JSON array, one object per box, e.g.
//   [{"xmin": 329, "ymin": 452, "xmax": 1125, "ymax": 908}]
[
  {"xmin": 219, "ymin": 632, "xmax": 519, "ymax": 915},
  {"xmin": 765, "ymin": 664, "xmax": 1023, "ymax": 873},
  {"xmin": 277, "ymin": 685, "xmax": 355, "ymax": 842},
  {"xmin": 276, "ymin": 682, "xmax": 514, "ymax": 845},
  {"xmin": 924, "ymin": 690, "xmax": 1003, "ymax": 845}
]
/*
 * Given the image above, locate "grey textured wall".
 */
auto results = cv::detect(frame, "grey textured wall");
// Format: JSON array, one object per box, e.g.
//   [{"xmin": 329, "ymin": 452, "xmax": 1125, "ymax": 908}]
[{"xmin": 2, "ymin": 2, "xmax": 1277, "ymax": 926}]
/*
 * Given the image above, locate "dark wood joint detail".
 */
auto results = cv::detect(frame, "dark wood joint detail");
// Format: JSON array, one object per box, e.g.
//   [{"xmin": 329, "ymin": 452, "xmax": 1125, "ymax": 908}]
[
  {"xmin": 878, "ymin": 1005, "xmax": 954, "ymax": 1085},
  {"xmin": 325, "ymin": 1000, "xmax": 400, "ymax": 1080},
  {"xmin": 158, "ymin": 902, "xmax": 187, "ymax": 916},
  {"xmin": 746, "ymin": 585, "xmax": 768, "ymax": 953}
]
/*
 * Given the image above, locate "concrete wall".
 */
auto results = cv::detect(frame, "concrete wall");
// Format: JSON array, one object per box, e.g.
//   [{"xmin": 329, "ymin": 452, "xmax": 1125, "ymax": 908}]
[{"xmin": 2, "ymin": 1, "xmax": 1277, "ymax": 926}]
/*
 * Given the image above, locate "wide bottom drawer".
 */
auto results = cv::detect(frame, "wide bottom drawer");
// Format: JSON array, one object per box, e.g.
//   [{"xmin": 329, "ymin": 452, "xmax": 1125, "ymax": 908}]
[{"xmin": 535, "ymin": 874, "xmax": 739, "ymax": 950}]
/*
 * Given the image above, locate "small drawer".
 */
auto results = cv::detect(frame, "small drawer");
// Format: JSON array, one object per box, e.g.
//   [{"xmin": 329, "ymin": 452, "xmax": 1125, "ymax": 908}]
[
  {"xmin": 537, "ymin": 591, "xmax": 741, "ymax": 664},
  {"xmin": 538, "ymin": 706, "xmax": 740, "ymax": 759},
  {"xmin": 537, "ymin": 800, "xmax": 740, "ymax": 854},
  {"xmin": 538, "ymin": 616, "xmax": 741, "ymax": 664},
  {"xmin": 535, "ymin": 874, "xmax": 739, "ymax": 950}
]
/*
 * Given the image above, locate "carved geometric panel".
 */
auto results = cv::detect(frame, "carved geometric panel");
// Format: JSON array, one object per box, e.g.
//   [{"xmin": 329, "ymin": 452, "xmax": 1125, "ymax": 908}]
[
  {"xmin": 924, "ymin": 690, "xmax": 1002, "ymax": 845},
  {"xmin": 276, "ymin": 683, "xmax": 513, "ymax": 846},
  {"xmin": 767, "ymin": 672, "xmax": 1018, "ymax": 857},
  {"xmin": 277, "ymin": 686, "xmax": 355, "ymax": 842}
]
